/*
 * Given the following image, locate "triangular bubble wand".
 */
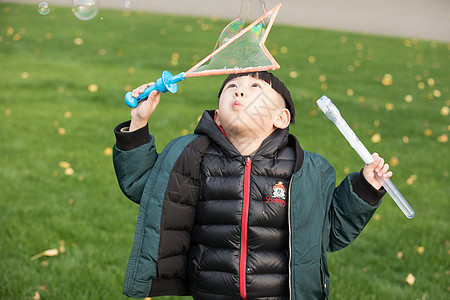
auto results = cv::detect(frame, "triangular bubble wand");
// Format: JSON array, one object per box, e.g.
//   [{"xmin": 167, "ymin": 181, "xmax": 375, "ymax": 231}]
[
  {"xmin": 317, "ymin": 95, "xmax": 415, "ymax": 219},
  {"xmin": 124, "ymin": 0, "xmax": 282, "ymax": 108}
]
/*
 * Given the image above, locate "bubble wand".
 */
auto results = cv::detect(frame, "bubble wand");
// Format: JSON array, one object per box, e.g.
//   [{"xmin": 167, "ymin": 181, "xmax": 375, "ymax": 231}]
[
  {"xmin": 124, "ymin": 0, "xmax": 282, "ymax": 108},
  {"xmin": 316, "ymin": 95, "xmax": 415, "ymax": 219}
]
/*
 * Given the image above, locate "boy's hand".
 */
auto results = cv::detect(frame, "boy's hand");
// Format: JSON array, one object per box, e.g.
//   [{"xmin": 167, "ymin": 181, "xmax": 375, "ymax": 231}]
[
  {"xmin": 363, "ymin": 153, "xmax": 393, "ymax": 190},
  {"xmin": 129, "ymin": 82, "xmax": 161, "ymax": 131}
]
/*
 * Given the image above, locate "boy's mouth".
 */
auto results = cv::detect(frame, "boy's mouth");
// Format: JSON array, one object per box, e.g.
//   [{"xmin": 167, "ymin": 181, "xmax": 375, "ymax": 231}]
[{"xmin": 232, "ymin": 100, "xmax": 243, "ymax": 108}]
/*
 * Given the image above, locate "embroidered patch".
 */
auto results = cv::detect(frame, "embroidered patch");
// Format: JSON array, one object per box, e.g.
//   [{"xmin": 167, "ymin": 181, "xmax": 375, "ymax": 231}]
[{"xmin": 265, "ymin": 181, "xmax": 287, "ymax": 206}]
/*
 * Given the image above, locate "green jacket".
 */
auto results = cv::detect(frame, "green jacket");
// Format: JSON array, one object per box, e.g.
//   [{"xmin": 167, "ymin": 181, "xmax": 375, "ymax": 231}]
[{"xmin": 113, "ymin": 116, "xmax": 383, "ymax": 299}]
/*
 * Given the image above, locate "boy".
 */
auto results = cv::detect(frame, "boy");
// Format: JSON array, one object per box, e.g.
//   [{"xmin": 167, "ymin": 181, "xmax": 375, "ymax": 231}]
[{"xmin": 113, "ymin": 71, "xmax": 391, "ymax": 299}]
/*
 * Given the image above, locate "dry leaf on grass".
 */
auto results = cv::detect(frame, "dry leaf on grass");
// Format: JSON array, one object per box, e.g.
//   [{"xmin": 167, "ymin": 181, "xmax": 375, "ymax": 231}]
[{"xmin": 31, "ymin": 249, "xmax": 58, "ymax": 261}]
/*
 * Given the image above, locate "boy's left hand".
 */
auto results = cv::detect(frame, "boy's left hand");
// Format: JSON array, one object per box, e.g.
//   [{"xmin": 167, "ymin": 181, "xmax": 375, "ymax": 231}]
[{"xmin": 363, "ymin": 153, "xmax": 393, "ymax": 190}]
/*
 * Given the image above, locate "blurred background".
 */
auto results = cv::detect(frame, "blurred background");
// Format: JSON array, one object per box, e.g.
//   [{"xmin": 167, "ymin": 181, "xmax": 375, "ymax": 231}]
[{"xmin": 0, "ymin": 1, "xmax": 448, "ymax": 299}]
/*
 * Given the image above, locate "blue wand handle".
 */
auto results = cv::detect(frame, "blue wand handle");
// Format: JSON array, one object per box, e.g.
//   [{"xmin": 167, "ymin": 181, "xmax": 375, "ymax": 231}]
[{"xmin": 124, "ymin": 71, "xmax": 185, "ymax": 108}]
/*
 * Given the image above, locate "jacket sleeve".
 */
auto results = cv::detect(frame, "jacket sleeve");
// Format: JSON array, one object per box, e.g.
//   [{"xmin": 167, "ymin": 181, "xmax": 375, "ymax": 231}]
[
  {"xmin": 325, "ymin": 165, "xmax": 384, "ymax": 252},
  {"xmin": 113, "ymin": 121, "xmax": 158, "ymax": 204}
]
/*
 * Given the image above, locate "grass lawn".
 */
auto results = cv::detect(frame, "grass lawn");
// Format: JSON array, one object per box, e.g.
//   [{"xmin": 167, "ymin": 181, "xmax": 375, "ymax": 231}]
[{"xmin": 0, "ymin": 3, "xmax": 448, "ymax": 299}]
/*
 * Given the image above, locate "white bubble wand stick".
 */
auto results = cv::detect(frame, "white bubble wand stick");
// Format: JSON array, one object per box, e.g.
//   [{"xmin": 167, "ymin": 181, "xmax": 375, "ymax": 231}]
[{"xmin": 317, "ymin": 95, "xmax": 414, "ymax": 219}]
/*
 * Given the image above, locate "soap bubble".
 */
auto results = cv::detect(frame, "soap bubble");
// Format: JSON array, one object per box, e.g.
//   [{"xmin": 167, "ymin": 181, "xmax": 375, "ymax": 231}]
[
  {"xmin": 72, "ymin": 0, "xmax": 99, "ymax": 21},
  {"xmin": 124, "ymin": 0, "xmax": 131, "ymax": 9},
  {"xmin": 38, "ymin": 2, "xmax": 50, "ymax": 15}
]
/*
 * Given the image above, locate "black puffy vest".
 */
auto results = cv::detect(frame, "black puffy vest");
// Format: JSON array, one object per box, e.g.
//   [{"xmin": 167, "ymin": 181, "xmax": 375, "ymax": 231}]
[{"xmin": 189, "ymin": 113, "xmax": 296, "ymax": 299}]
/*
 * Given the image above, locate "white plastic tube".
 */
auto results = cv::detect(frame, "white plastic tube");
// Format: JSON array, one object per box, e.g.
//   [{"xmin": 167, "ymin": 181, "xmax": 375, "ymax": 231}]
[{"xmin": 317, "ymin": 95, "xmax": 415, "ymax": 219}]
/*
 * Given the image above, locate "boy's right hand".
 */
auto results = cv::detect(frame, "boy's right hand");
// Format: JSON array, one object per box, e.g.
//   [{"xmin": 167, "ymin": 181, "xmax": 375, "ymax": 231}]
[{"xmin": 129, "ymin": 82, "xmax": 161, "ymax": 131}]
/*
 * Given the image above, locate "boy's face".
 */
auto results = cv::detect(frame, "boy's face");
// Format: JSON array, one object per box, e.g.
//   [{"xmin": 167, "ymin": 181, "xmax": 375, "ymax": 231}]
[{"xmin": 215, "ymin": 75, "xmax": 288, "ymax": 138}]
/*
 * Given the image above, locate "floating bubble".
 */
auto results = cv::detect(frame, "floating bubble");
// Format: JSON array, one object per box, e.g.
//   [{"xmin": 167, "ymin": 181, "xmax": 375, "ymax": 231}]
[
  {"xmin": 124, "ymin": 0, "xmax": 131, "ymax": 9},
  {"xmin": 38, "ymin": 2, "xmax": 50, "ymax": 15},
  {"xmin": 72, "ymin": 0, "xmax": 98, "ymax": 21}
]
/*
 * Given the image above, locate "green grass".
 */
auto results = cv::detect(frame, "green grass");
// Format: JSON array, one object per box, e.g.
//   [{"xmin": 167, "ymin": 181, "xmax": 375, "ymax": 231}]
[{"xmin": 1, "ymin": 3, "xmax": 449, "ymax": 299}]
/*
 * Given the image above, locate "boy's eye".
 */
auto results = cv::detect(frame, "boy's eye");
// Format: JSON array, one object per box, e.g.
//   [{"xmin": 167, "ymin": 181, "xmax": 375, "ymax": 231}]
[
  {"xmin": 227, "ymin": 83, "xmax": 237, "ymax": 88},
  {"xmin": 251, "ymin": 83, "xmax": 261, "ymax": 88}
]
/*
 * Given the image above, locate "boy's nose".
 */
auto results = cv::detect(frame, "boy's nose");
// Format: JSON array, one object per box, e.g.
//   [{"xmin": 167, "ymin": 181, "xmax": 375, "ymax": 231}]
[{"xmin": 234, "ymin": 91, "xmax": 245, "ymax": 97}]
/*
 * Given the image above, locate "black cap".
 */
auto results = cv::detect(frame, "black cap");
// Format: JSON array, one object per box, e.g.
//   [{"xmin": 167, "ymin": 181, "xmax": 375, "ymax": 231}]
[{"xmin": 218, "ymin": 71, "xmax": 295, "ymax": 124}]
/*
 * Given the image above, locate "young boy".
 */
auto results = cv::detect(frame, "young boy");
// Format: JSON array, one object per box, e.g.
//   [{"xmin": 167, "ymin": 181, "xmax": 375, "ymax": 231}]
[{"xmin": 113, "ymin": 71, "xmax": 391, "ymax": 299}]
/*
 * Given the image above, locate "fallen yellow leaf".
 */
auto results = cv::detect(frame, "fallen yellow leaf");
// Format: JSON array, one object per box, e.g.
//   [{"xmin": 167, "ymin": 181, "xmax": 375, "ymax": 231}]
[
  {"xmin": 73, "ymin": 37, "xmax": 84, "ymax": 45},
  {"xmin": 417, "ymin": 246, "xmax": 424, "ymax": 255},
  {"xmin": 371, "ymin": 133, "xmax": 381, "ymax": 143},
  {"xmin": 39, "ymin": 285, "xmax": 49, "ymax": 292},
  {"xmin": 64, "ymin": 168, "xmax": 74, "ymax": 176},
  {"xmin": 405, "ymin": 273, "xmax": 416, "ymax": 286},
  {"xmin": 381, "ymin": 74, "xmax": 393, "ymax": 86},
  {"xmin": 88, "ymin": 84, "xmax": 98, "ymax": 93},
  {"xmin": 406, "ymin": 174, "xmax": 417, "ymax": 185},
  {"xmin": 104, "ymin": 147, "xmax": 113, "ymax": 156},
  {"xmin": 308, "ymin": 110, "xmax": 318, "ymax": 116},
  {"xmin": 440, "ymin": 106, "xmax": 449, "ymax": 116},
  {"xmin": 343, "ymin": 166, "xmax": 350, "ymax": 174},
  {"xmin": 59, "ymin": 241, "xmax": 66, "ymax": 254},
  {"xmin": 59, "ymin": 161, "xmax": 71, "ymax": 169},
  {"xmin": 32, "ymin": 291, "xmax": 41, "ymax": 300},
  {"xmin": 437, "ymin": 134, "xmax": 448, "ymax": 143},
  {"xmin": 58, "ymin": 127, "xmax": 66, "ymax": 135},
  {"xmin": 385, "ymin": 103, "xmax": 394, "ymax": 111},
  {"xmin": 424, "ymin": 128, "xmax": 433, "ymax": 136},
  {"xmin": 390, "ymin": 156, "xmax": 399, "ymax": 166},
  {"xmin": 397, "ymin": 251, "xmax": 403, "ymax": 259},
  {"xmin": 64, "ymin": 111, "xmax": 72, "ymax": 118},
  {"xmin": 433, "ymin": 89, "xmax": 441, "ymax": 98},
  {"xmin": 31, "ymin": 248, "xmax": 59, "ymax": 261},
  {"xmin": 404, "ymin": 95, "xmax": 413, "ymax": 103}
]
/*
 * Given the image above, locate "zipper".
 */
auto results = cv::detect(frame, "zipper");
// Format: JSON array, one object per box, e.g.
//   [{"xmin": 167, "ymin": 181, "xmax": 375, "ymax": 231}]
[
  {"xmin": 288, "ymin": 175, "xmax": 294, "ymax": 299},
  {"xmin": 240, "ymin": 156, "xmax": 252, "ymax": 300}
]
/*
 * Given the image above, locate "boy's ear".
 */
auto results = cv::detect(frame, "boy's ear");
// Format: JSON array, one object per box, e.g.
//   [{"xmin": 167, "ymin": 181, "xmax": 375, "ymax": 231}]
[
  {"xmin": 214, "ymin": 110, "xmax": 221, "ymax": 127},
  {"xmin": 274, "ymin": 108, "xmax": 290, "ymax": 129}
]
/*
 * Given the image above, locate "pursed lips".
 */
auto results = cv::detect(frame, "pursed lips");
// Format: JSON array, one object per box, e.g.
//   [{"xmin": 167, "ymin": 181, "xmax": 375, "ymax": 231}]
[{"xmin": 232, "ymin": 100, "xmax": 243, "ymax": 108}]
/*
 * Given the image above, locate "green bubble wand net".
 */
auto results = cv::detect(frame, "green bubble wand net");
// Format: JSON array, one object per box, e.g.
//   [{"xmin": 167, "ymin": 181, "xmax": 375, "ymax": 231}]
[{"xmin": 125, "ymin": 0, "xmax": 282, "ymax": 107}]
